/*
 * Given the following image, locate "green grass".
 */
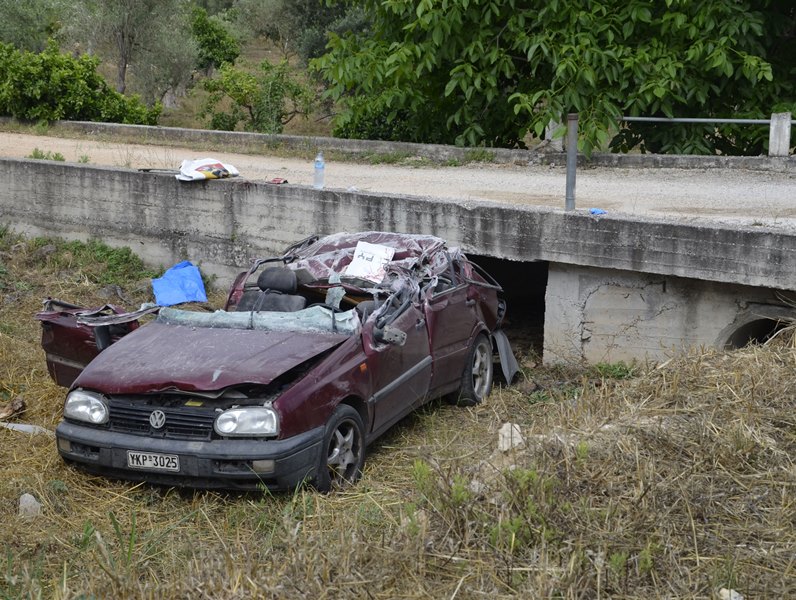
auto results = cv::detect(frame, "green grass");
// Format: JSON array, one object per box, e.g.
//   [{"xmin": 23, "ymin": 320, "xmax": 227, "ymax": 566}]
[
  {"xmin": 591, "ymin": 361, "xmax": 638, "ymax": 379},
  {"xmin": 27, "ymin": 147, "xmax": 65, "ymax": 161},
  {"xmin": 463, "ymin": 148, "xmax": 496, "ymax": 162},
  {"xmin": 34, "ymin": 238, "xmax": 157, "ymax": 286}
]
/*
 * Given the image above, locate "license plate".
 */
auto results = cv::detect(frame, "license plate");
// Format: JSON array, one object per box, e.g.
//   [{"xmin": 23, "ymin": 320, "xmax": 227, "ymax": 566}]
[{"xmin": 127, "ymin": 451, "xmax": 179, "ymax": 472}]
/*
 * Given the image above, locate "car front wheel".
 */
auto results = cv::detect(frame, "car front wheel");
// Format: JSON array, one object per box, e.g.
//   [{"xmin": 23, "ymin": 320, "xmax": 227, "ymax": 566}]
[
  {"xmin": 314, "ymin": 404, "xmax": 365, "ymax": 492},
  {"xmin": 455, "ymin": 333, "xmax": 494, "ymax": 406}
]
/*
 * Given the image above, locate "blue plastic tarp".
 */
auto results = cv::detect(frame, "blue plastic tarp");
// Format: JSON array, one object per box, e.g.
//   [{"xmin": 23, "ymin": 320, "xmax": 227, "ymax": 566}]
[{"xmin": 152, "ymin": 261, "xmax": 208, "ymax": 306}]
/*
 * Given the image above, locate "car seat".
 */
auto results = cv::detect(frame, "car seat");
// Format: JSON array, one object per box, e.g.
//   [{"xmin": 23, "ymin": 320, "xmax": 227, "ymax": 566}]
[{"xmin": 236, "ymin": 267, "xmax": 307, "ymax": 312}]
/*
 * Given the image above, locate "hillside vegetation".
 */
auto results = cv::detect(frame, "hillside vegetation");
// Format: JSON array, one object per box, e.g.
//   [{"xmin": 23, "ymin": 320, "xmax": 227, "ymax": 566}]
[
  {"xmin": 1, "ymin": 2, "xmax": 795, "ymax": 154},
  {"xmin": 1, "ymin": 230, "xmax": 794, "ymax": 598}
]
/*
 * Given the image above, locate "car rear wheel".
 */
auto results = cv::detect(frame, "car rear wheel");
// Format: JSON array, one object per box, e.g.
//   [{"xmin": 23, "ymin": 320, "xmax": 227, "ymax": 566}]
[
  {"xmin": 454, "ymin": 333, "xmax": 494, "ymax": 406},
  {"xmin": 314, "ymin": 404, "xmax": 365, "ymax": 492}
]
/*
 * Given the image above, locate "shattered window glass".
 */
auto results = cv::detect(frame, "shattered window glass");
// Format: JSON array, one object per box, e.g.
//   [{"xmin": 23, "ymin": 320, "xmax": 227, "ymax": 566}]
[{"xmin": 157, "ymin": 306, "xmax": 360, "ymax": 335}]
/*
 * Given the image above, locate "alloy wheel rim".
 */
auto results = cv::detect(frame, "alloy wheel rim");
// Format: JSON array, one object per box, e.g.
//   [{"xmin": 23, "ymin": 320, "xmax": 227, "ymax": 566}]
[
  {"xmin": 471, "ymin": 340, "xmax": 492, "ymax": 399},
  {"xmin": 327, "ymin": 420, "xmax": 361, "ymax": 485}
]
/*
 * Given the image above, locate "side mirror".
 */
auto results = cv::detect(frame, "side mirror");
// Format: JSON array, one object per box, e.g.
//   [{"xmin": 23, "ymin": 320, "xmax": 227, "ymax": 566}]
[{"xmin": 375, "ymin": 325, "xmax": 407, "ymax": 346}]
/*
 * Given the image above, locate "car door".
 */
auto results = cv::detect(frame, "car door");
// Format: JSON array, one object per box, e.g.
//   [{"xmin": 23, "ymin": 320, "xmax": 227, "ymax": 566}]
[
  {"xmin": 363, "ymin": 299, "xmax": 431, "ymax": 436},
  {"xmin": 423, "ymin": 258, "xmax": 480, "ymax": 393}
]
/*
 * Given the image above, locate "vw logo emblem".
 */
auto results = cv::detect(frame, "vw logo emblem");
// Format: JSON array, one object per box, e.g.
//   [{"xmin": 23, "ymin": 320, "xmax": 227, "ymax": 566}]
[{"xmin": 149, "ymin": 410, "xmax": 166, "ymax": 429}]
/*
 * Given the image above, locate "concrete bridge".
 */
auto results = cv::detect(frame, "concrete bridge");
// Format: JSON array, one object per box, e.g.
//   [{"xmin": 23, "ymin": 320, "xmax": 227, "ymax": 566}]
[{"xmin": 2, "ymin": 125, "xmax": 795, "ymax": 365}]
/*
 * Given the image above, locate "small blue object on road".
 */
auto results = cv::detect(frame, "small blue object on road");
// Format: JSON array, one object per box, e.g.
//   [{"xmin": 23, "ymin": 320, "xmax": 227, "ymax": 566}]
[{"xmin": 589, "ymin": 208, "xmax": 607, "ymax": 215}]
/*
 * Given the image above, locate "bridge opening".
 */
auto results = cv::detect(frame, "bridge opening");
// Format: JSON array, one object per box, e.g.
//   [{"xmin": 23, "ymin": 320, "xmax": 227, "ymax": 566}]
[
  {"xmin": 724, "ymin": 318, "xmax": 790, "ymax": 349},
  {"xmin": 467, "ymin": 254, "xmax": 548, "ymax": 360}
]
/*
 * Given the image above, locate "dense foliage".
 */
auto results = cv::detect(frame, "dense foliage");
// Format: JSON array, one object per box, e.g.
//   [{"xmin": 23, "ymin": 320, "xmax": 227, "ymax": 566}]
[
  {"xmin": 201, "ymin": 61, "xmax": 313, "ymax": 133},
  {"xmin": 0, "ymin": 0, "xmax": 62, "ymax": 52},
  {"xmin": 191, "ymin": 6, "xmax": 241, "ymax": 72},
  {"xmin": 0, "ymin": 42, "xmax": 159, "ymax": 124},
  {"xmin": 314, "ymin": 0, "xmax": 796, "ymax": 154}
]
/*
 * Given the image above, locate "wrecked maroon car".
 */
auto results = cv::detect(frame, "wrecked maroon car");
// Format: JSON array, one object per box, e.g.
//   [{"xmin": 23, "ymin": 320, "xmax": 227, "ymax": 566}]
[{"xmin": 37, "ymin": 232, "xmax": 518, "ymax": 491}]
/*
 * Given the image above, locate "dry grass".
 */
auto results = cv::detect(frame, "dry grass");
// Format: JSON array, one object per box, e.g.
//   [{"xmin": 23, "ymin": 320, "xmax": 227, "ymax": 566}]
[{"xmin": 1, "ymin": 230, "xmax": 794, "ymax": 599}]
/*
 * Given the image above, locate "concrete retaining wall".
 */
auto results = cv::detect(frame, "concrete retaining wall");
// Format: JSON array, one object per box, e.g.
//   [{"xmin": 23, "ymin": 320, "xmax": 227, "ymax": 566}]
[
  {"xmin": 543, "ymin": 263, "xmax": 791, "ymax": 364},
  {"xmin": 4, "ymin": 158, "xmax": 794, "ymax": 288}
]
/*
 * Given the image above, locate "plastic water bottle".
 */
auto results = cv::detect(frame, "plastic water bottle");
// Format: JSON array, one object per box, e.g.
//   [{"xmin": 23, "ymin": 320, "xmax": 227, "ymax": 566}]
[{"xmin": 313, "ymin": 151, "xmax": 325, "ymax": 189}]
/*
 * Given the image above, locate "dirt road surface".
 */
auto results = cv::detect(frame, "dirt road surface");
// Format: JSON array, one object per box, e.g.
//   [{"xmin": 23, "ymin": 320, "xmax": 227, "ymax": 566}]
[{"xmin": 2, "ymin": 131, "xmax": 794, "ymax": 230}]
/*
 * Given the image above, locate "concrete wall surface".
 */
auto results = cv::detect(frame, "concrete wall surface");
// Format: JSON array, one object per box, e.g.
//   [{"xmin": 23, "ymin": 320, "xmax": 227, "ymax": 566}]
[
  {"xmin": 3, "ymin": 158, "xmax": 795, "ymax": 290},
  {"xmin": 543, "ymin": 263, "xmax": 795, "ymax": 364}
]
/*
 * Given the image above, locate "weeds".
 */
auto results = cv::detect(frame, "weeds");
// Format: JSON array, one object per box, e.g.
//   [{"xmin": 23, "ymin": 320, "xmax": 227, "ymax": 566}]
[
  {"xmin": 463, "ymin": 148, "xmax": 496, "ymax": 163},
  {"xmin": 33, "ymin": 120, "xmax": 49, "ymax": 135},
  {"xmin": 365, "ymin": 151, "xmax": 413, "ymax": 165},
  {"xmin": 26, "ymin": 148, "xmax": 64, "ymax": 161},
  {"xmin": 592, "ymin": 360, "xmax": 637, "ymax": 379},
  {"xmin": 55, "ymin": 239, "xmax": 156, "ymax": 285}
]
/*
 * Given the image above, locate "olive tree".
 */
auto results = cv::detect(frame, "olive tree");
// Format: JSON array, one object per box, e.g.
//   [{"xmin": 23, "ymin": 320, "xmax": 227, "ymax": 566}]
[
  {"xmin": 62, "ymin": 0, "xmax": 198, "ymax": 103},
  {"xmin": 234, "ymin": 0, "xmax": 367, "ymax": 64},
  {"xmin": 0, "ymin": 0, "xmax": 65, "ymax": 52}
]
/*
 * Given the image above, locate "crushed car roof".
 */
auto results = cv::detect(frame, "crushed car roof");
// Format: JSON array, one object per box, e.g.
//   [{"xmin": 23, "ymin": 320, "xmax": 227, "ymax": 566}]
[{"xmin": 284, "ymin": 231, "xmax": 460, "ymax": 285}]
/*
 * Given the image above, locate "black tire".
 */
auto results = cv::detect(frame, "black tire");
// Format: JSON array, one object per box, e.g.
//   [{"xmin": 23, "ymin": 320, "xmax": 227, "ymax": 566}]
[
  {"xmin": 313, "ymin": 404, "xmax": 366, "ymax": 492},
  {"xmin": 454, "ymin": 333, "xmax": 494, "ymax": 407}
]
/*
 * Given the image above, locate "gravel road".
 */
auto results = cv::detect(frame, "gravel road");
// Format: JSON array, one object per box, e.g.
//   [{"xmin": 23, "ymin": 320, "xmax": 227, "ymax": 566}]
[{"xmin": 3, "ymin": 131, "xmax": 794, "ymax": 230}]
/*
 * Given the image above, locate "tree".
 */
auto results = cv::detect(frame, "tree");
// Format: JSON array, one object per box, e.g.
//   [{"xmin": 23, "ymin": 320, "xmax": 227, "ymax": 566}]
[
  {"xmin": 314, "ymin": 0, "xmax": 796, "ymax": 154},
  {"xmin": 191, "ymin": 6, "xmax": 240, "ymax": 73},
  {"xmin": 0, "ymin": 41, "xmax": 159, "ymax": 124},
  {"xmin": 201, "ymin": 61, "xmax": 314, "ymax": 133},
  {"xmin": 234, "ymin": 0, "xmax": 367, "ymax": 64},
  {"xmin": 62, "ymin": 0, "xmax": 197, "ymax": 99},
  {"xmin": 0, "ymin": 0, "xmax": 65, "ymax": 52}
]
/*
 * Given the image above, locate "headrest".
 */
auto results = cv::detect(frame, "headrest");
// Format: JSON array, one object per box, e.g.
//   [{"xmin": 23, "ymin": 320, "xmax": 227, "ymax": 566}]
[{"xmin": 257, "ymin": 267, "xmax": 298, "ymax": 294}]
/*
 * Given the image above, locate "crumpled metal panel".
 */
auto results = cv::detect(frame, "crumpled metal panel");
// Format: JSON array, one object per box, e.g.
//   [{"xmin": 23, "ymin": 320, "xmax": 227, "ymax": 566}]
[
  {"xmin": 73, "ymin": 321, "xmax": 351, "ymax": 394},
  {"xmin": 286, "ymin": 231, "xmax": 462, "ymax": 285}
]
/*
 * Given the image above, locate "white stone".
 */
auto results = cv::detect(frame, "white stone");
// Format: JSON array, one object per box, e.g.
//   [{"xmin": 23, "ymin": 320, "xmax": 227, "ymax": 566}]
[
  {"xmin": 18, "ymin": 493, "xmax": 42, "ymax": 517},
  {"xmin": 497, "ymin": 422, "xmax": 525, "ymax": 452},
  {"xmin": 718, "ymin": 589, "xmax": 744, "ymax": 600},
  {"xmin": 468, "ymin": 479, "xmax": 487, "ymax": 496}
]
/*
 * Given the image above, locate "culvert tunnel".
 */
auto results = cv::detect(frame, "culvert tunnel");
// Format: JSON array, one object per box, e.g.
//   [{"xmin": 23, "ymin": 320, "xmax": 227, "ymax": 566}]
[
  {"xmin": 722, "ymin": 317, "xmax": 791, "ymax": 350},
  {"xmin": 466, "ymin": 254, "xmax": 548, "ymax": 360}
]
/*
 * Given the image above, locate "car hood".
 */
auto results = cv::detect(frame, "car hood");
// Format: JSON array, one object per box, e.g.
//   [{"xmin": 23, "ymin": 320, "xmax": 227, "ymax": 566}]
[{"xmin": 73, "ymin": 321, "xmax": 351, "ymax": 394}]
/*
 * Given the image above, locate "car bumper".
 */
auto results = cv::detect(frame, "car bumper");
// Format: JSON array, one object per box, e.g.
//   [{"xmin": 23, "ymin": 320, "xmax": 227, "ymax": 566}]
[{"xmin": 55, "ymin": 420, "xmax": 324, "ymax": 491}]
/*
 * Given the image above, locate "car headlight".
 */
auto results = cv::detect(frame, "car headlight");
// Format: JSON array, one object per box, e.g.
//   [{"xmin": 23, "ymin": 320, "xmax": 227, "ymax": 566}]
[
  {"xmin": 214, "ymin": 407, "xmax": 279, "ymax": 437},
  {"xmin": 64, "ymin": 390, "xmax": 109, "ymax": 425}
]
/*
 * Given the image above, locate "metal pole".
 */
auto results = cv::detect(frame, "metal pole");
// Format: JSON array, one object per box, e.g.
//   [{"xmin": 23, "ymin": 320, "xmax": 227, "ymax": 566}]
[
  {"xmin": 565, "ymin": 113, "xmax": 577, "ymax": 211},
  {"xmin": 622, "ymin": 116, "xmax": 773, "ymax": 124}
]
